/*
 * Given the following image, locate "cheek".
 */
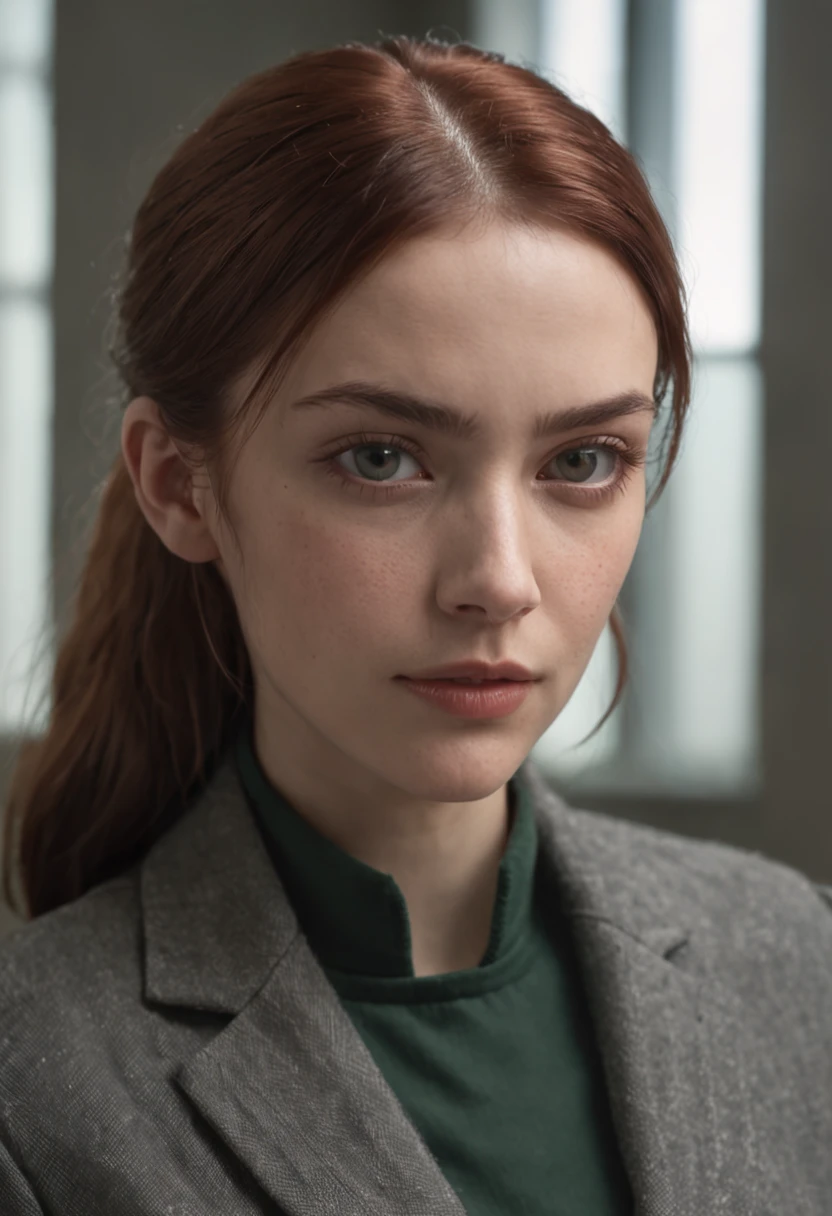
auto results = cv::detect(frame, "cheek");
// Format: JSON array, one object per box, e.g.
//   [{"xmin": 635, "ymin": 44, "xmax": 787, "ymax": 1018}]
[
  {"xmin": 599, "ymin": 503, "xmax": 644, "ymax": 592},
  {"xmin": 544, "ymin": 503, "xmax": 644, "ymax": 642},
  {"xmin": 233, "ymin": 483, "xmax": 644, "ymax": 668},
  {"xmin": 242, "ymin": 510, "xmax": 412, "ymax": 659}
]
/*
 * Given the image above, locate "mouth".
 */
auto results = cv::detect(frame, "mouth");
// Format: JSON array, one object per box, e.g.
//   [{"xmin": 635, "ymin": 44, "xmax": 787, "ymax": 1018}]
[
  {"xmin": 397, "ymin": 675, "xmax": 536, "ymax": 684},
  {"xmin": 403, "ymin": 677, "xmax": 521, "ymax": 684},
  {"xmin": 395, "ymin": 674, "xmax": 536, "ymax": 718}
]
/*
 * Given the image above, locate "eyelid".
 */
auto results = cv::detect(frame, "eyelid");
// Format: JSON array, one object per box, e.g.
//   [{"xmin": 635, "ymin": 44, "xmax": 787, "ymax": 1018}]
[
  {"xmin": 318, "ymin": 429, "xmax": 639, "ymax": 462},
  {"xmin": 316, "ymin": 429, "xmax": 648, "ymax": 508}
]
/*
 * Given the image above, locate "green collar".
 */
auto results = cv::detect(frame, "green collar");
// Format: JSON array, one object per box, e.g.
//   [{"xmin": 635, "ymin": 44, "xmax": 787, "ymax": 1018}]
[{"xmin": 233, "ymin": 713, "xmax": 539, "ymax": 996}]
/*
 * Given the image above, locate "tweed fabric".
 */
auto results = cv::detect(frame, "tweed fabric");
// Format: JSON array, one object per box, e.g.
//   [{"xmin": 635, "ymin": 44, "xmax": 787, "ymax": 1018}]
[{"xmin": 0, "ymin": 751, "xmax": 829, "ymax": 1214}]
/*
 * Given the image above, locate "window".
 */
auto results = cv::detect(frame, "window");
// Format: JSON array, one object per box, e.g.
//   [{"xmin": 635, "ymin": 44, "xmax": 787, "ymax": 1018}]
[
  {"xmin": 0, "ymin": 0, "xmax": 54, "ymax": 736},
  {"xmin": 473, "ymin": 0, "xmax": 765, "ymax": 798}
]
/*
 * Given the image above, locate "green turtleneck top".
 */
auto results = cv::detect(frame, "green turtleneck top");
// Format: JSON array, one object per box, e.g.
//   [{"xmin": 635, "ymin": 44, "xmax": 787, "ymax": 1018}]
[{"xmin": 233, "ymin": 714, "xmax": 633, "ymax": 1215}]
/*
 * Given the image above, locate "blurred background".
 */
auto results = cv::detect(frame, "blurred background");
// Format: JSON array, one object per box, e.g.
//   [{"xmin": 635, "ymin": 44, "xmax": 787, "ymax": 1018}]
[{"xmin": 0, "ymin": 0, "xmax": 829, "ymax": 936}]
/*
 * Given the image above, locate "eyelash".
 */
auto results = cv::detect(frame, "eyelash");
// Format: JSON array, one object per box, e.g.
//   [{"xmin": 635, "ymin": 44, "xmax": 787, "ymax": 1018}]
[{"xmin": 318, "ymin": 431, "xmax": 647, "ymax": 505}]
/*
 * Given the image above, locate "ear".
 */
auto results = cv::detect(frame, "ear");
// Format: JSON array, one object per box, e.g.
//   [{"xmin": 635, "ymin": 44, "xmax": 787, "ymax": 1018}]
[{"xmin": 121, "ymin": 396, "xmax": 222, "ymax": 564}]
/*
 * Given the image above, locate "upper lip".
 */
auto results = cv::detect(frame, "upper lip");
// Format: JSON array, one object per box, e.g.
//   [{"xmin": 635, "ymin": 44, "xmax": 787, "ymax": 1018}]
[{"xmin": 401, "ymin": 660, "xmax": 538, "ymax": 682}]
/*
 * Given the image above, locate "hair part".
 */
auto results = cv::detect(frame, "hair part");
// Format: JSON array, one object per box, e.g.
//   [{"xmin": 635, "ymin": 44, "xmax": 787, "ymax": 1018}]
[{"xmin": 2, "ymin": 34, "xmax": 691, "ymax": 919}]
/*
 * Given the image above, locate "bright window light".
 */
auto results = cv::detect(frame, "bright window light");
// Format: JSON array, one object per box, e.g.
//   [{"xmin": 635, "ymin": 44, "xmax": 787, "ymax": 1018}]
[
  {"xmin": 0, "ymin": 0, "xmax": 53, "ymax": 67},
  {"xmin": 530, "ymin": 621, "xmax": 622, "ymax": 777},
  {"xmin": 674, "ymin": 0, "xmax": 765, "ymax": 351},
  {"xmin": 0, "ymin": 300, "xmax": 52, "ymax": 733},
  {"xmin": 0, "ymin": 0, "xmax": 54, "ymax": 735},
  {"xmin": 0, "ymin": 71, "xmax": 52, "ymax": 287},
  {"xmin": 539, "ymin": 0, "xmax": 627, "ymax": 142},
  {"xmin": 651, "ymin": 357, "xmax": 762, "ymax": 788}
]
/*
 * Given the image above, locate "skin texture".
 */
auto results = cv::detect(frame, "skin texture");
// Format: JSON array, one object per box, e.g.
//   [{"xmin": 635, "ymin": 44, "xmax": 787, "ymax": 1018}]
[{"xmin": 122, "ymin": 220, "xmax": 658, "ymax": 977}]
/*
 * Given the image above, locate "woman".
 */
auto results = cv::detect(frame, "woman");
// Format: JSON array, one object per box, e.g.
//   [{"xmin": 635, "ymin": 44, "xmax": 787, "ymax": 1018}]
[{"xmin": 0, "ymin": 33, "xmax": 829, "ymax": 1216}]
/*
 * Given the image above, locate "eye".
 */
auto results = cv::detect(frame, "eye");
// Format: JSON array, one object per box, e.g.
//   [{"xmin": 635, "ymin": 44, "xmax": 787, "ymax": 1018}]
[
  {"xmin": 319, "ymin": 431, "xmax": 647, "ymax": 505},
  {"xmin": 336, "ymin": 442, "xmax": 423, "ymax": 484},
  {"xmin": 547, "ymin": 445, "xmax": 618, "ymax": 485},
  {"xmin": 330, "ymin": 437, "xmax": 622, "ymax": 486}
]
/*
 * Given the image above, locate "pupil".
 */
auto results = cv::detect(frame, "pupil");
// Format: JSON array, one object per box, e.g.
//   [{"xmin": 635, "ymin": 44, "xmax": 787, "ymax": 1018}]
[
  {"xmin": 562, "ymin": 449, "xmax": 597, "ymax": 482},
  {"xmin": 357, "ymin": 446, "xmax": 397, "ymax": 478}
]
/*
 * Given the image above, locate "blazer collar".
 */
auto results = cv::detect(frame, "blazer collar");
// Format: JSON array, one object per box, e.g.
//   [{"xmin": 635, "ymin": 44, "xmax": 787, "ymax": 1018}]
[{"xmin": 140, "ymin": 750, "xmax": 761, "ymax": 1216}]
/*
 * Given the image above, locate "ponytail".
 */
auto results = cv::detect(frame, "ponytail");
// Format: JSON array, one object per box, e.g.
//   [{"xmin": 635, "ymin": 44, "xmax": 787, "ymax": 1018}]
[{"xmin": 2, "ymin": 454, "xmax": 251, "ymax": 918}]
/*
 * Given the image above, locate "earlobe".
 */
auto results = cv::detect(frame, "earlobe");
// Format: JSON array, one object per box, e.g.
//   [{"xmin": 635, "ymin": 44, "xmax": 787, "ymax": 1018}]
[
  {"xmin": 161, "ymin": 518, "xmax": 224, "ymax": 566},
  {"xmin": 145, "ymin": 473, "xmax": 224, "ymax": 565}
]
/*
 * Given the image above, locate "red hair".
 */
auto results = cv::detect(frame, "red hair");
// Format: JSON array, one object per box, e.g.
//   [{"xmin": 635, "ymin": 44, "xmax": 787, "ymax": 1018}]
[{"xmin": 3, "ymin": 35, "xmax": 691, "ymax": 918}]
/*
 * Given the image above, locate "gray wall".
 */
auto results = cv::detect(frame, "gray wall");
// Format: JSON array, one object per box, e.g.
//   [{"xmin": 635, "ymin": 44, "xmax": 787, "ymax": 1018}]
[{"xmin": 757, "ymin": 0, "xmax": 832, "ymax": 877}]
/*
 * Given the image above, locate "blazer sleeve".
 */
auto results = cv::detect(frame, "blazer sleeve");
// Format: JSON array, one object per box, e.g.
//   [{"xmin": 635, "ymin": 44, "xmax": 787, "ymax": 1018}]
[{"xmin": 0, "ymin": 1135, "xmax": 43, "ymax": 1215}]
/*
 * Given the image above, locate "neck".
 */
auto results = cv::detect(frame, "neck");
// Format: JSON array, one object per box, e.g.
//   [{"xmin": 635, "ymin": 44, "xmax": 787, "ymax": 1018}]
[{"xmin": 252, "ymin": 713, "xmax": 513, "ymax": 978}]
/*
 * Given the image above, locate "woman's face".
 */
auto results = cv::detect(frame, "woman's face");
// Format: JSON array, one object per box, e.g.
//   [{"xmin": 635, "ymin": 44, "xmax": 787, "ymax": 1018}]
[{"xmin": 201, "ymin": 221, "xmax": 658, "ymax": 808}]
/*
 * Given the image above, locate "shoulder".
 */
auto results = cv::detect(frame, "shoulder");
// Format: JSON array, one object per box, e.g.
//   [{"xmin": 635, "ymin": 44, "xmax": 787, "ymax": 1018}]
[
  {"xmin": 562, "ymin": 796, "xmax": 832, "ymax": 957},
  {"xmin": 0, "ymin": 871, "xmax": 187, "ymax": 1176},
  {"xmin": 0, "ymin": 871, "xmax": 152, "ymax": 1152},
  {"xmin": 0, "ymin": 870, "xmax": 145, "ymax": 1049},
  {"xmin": 632, "ymin": 812, "xmax": 832, "ymax": 919},
  {"xmin": 532, "ymin": 791, "xmax": 832, "ymax": 1045},
  {"xmin": 0, "ymin": 868, "xmax": 235, "ymax": 1210},
  {"xmin": 522, "ymin": 756, "xmax": 832, "ymax": 946}
]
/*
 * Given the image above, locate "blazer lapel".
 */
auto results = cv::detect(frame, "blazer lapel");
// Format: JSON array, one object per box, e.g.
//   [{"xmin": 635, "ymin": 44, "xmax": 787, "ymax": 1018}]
[
  {"xmin": 141, "ymin": 753, "xmax": 467, "ymax": 1216},
  {"xmin": 517, "ymin": 760, "xmax": 767, "ymax": 1216},
  {"xmin": 141, "ymin": 747, "xmax": 767, "ymax": 1216}
]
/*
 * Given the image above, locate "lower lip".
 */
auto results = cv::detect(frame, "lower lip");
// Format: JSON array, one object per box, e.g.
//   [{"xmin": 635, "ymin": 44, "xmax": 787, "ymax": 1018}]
[{"xmin": 396, "ymin": 677, "xmax": 534, "ymax": 719}]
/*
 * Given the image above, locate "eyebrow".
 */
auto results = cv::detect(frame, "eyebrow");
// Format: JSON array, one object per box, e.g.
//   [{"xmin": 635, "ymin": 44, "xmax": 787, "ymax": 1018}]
[{"xmin": 288, "ymin": 380, "xmax": 657, "ymax": 440}]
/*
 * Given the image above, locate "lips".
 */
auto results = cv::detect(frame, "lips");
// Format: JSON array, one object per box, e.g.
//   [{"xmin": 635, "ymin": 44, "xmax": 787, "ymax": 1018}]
[
  {"xmin": 401, "ymin": 660, "xmax": 537, "ymax": 682},
  {"xmin": 397, "ymin": 671, "xmax": 535, "ymax": 718},
  {"xmin": 433, "ymin": 677, "xmax": 511, "ymax": 684}
]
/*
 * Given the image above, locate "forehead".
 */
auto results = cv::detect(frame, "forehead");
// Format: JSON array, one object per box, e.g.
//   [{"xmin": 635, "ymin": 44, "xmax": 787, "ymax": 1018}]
[{"xmin": 275, "ymin": 221, "xmax": 658, "ymax": 422}]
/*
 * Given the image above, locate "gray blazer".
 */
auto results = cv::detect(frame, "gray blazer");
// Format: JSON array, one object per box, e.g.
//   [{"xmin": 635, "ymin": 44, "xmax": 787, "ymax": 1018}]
[{"xmin": 0, "ymin": 752, "xmax": 830, "ymax": 1216}]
